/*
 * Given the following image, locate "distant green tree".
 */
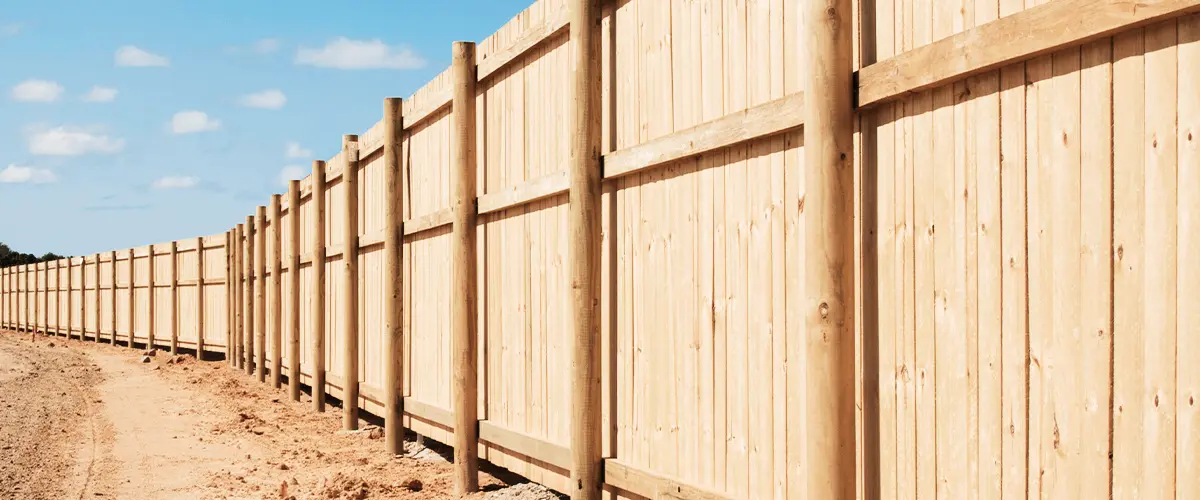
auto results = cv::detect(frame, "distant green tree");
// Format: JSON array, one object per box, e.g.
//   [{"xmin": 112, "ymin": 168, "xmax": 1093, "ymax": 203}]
[{"xmin": 0, "ymin": 243, "xmax": 70, "ymax": 268}]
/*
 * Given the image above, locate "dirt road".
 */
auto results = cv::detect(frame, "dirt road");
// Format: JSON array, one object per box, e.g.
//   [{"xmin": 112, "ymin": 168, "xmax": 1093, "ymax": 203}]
[{"xmin": 0, "ymin": 330, "xmax": 560, "ymax": 500}]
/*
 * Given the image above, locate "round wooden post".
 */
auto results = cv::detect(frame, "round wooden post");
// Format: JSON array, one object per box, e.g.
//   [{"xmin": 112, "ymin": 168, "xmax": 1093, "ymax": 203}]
[
  {"xmin": 148, "ymin": 245, "xmax": 156, "ymax": 348},
  {"xmin": 42, "ymin": 262, "xmax": 49, "ymax": 335},
  {"xmin": 270, "ymin": 194, "xmax": 283, "ymax": 389},
  {"xmin": 804, "ymin": 0, "xmax": 856, "ymax": 495},
  {"xmin": 242, "ymin": 214, "xmax": 254, "ymax": 374},
  {"xmin": 450, "ymin": 40, "xmax": 479, "ymax": 496},
  {"xmin": 61, "ymin": 259, "xmax": 68, "ymax": 338},
  {"xmin": 256, "ymin": 207, "xmax": 267, "ymax": 382},
  {"xmin": 109, "ymin": 251, "xmax": 117, "ymax": 344},
  {"xmin": 382, "ymin": 96, "xmax": 405, "ymax": 455},
  {"xmin": 235, "ymin": 224, "xmax": 246, "ymax": 370},
  {"xmin": 196, "ymin": 236, "xmax": 207, "ymax": 359},
  {"xmin": 94, "ymin": 254, "xmax": 101, "ymax": 343},
  {"xmin": 25, "ymin": 265, "xmax": 32, "ymax": 338},
  {"xmin": 127, "ymin": 249, "xmax": 135, "ymax": 348},
  {"xmin": 287, "ymin": 181, "xmax": 302, "ymax": 401},
  {"xmin": 76, "ymin": 258, "xmax": 84, "ymax": 340},
  {"xmin": 343, "ymin": 134, "xmax": 361, "ymax": 430},
  {"xmin": 311, "ymin": 159, "xmax": 328, "ymax": 412},
  {"xmin": 226, "ymin": 231, "xmax": 234, "ymax": 365},
  {"xmin": 170, "ymin": 241, "xmax": 179, "ymax": 355},
  {"xmin": 568, "ymin": 0, "xmax": 603, "ymax": 497}
]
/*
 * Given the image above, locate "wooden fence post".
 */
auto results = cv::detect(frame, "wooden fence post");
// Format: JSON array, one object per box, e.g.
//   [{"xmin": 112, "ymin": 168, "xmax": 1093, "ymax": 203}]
[
  {"xmin": 110, "ymin": 251, "xmax": 117, "ymax": 344},
  {"xmin": 255, "ymin": 206, "xmax": 267, "ymax": 382},
  {"xmin": 197, "ymin": 236, "xmax": 207, "ymax": 360},
  {"xmin": 25, "ymin": 265, "xmax": 31, "ymax": 338},
  {"xmin": 287, "ymin": 181, "xmax": 302, "ymax": 401},
  {"xmin": 450, "ymin": 40, "xmax": 479, "ymax": 495},
  {"xmin": 382, "ymin": 96, "xmax": 405, "ymax": 455},
  {"xmin": 246, "ymin": 215, "xmax": 256, "ymax": 376},
  {"xmin": 568, "ymin": 0, "xmax": 603, "ymax": 497},
  {"xmin": 235, "ymin": 224, "xmax": 245, "ymax": 370},
  {"xmin": 3, "ymin": 268, "xmax": 7, "ymax": 329},
  {"xmin": 270, "ymin": 194, "xmax": 283, "ymax": 389},
  {"xmin": 148, "ymin": 244, "xmax": 156, "ymax": 348},
  {"xmin": 225, "ymin": 231, "xmax": 231, "ymax": 364},
  {"xmin": 57, "ymin": 260, "xmax": 64, "ymax": 337},
  {"xmin": 76, "ymin": 258, "xmax": 84, "ymax": 340},
  {"xmin": 42, "ymin": 262, "xmax": 49, "ymax": 335},
  {"xmin": 129, "ymin": 249, "xmax": 136, "ymax": 348},
  {"xmin": 94, "ymin": 254, "xmax": 101, "ymax": 343},
  {"xmin": 312, "ymin": 159, "xmax": 328, "ymax": 412},
  {"xmin": 66, "ymin": 258, "xmax": 73, "ymax": 339},
  {"xmin": 343, "ymin": 134, "xmax": 361, "ymax": 430},
  {"xmin": 804, "ymin": 0, "xmax": 856, "ymax": 494},
  {"xmin": 170, "ymin": 241, "xmax": 179, "ymax": 355}
]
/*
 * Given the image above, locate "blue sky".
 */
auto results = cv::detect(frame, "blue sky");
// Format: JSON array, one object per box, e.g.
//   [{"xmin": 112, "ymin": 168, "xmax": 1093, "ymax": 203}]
[{"xmin": 0, "ymin": 0, "xmax": 530, "ymax": 257}]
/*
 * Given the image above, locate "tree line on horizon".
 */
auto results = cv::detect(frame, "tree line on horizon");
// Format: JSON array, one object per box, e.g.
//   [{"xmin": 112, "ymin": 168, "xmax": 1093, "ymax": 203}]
[{"xmin": 0, "ymin": 242, "xmax": 67, "ymax": 269}]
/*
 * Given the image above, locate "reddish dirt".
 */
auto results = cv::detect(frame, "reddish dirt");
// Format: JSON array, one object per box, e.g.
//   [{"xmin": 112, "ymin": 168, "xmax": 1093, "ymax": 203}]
[{"xmin": 0, "ymin": 330, "xmax": 562, "ymax": 499}]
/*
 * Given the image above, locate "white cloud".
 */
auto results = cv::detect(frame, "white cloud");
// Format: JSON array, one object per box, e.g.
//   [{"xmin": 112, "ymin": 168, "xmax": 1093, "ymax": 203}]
[
  {"xmin": 239, "ymin": 89, "xmax": 286, "ymax": 109},
  {"xmin": 279, "ymin": 165, "xmax": 306, "ymax": 186},
  {"xmin": 253, "ymin": 38, "xmax": 280, "ymax": 54},
  {"xmin": 284, "ymin": 141, "xmax": 311, "ymax": 159},
  {"xmin": 82, "ymin": 86, "xmax": 118, "ymax": 103},
  {"xmin": 295, "ymin": 37, "xmax": 424, "ymax": 70},
  {"xmin": 0, "ymin": 164, "xmax": 55, "ymax": 184},
  {"xmin": 0, "ymin": 23, "xmax": 21, "ymax": 37},
  {"xmin": 28, "ymin": 126, "xmax": 125, "ymax": 156},
  {"xmin": 170, "ymin": 111, "xmax": 220, "ymax": 134},
  {"xmin": 11, "ymin": 79, "xmax": 63, "ymax": 102},
  {"xmin": 115, "ymin": 45, "xmax": 169, "ymax": 67},
  {"xmin": 152, "ymin": 176, "xmax": 199, "ymax": 189}
]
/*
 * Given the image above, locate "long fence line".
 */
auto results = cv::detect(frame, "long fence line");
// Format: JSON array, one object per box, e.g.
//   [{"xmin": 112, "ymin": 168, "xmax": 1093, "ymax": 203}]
[{"xmin": 5, "ymin": 0, "xmax": 1200, "ymax": 498}]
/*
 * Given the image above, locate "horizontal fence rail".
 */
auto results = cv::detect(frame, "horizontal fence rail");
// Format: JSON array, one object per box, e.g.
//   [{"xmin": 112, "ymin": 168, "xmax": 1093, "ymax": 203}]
[{"xmin": 5, "ymin": 0, "xmax": 1200, "ymax": 498}]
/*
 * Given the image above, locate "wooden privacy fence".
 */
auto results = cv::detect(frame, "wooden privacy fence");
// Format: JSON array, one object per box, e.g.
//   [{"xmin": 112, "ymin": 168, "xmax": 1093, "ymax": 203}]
[{"xmin": 6, "ymin": 0, "xmax": 1200, "ymax": 498}]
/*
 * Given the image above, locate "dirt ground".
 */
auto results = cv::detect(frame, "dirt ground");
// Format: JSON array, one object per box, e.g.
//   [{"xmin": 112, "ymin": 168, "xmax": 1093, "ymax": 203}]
[{"xmin": 0, "ymin": 330, "xmax": 563, "ymax": 500}]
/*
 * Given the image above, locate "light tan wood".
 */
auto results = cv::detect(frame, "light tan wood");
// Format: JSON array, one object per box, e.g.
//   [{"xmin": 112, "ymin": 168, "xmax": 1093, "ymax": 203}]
[
  {"xmin": 311, "ymin": 159, "xmax": 327, "ymax": 412},
  {"xmin": 603, "ymin": 92, "xmax": 804, "ymax": 181},
  {"xmin": 255, "ymin": 207, "xmax": 267, "ymax": 382},
  {"xmin": 858, "ymin": 0, "xmax": 1200, "ymax": 106},
  {"xmin": 125, "ymin": 250, "xmax": 134, "ymax": 347},
  {"xmin": 270, "ymin": 194, "xmax": 283, "ymax": 389},
  {"xmin": 403, "ymin": 397, "xmax": 454, "ymax": 430},
  {"xmin": 477, "ymin": 170, "xmax": 568, "ymax": 215},
  {"xmin": 602, "ymin": 459, "xmax": 732, "ymax": 500},
  {"xmin": 477, "ymin": 3, "xmax": 567, "ymax": 81},
  {"xmin": 403, "ymin": 89, "xmax": 451, "ymax": 130},
  {"xmin": 146, "ymin": 245, "xmax": 156, "ymax": 347},
  {"xmin": 478, "ymin": 421, "xmax": 571, "ymax": 471},
  {"xmin": 805, "ymin": 0, "xmax": 855, "ymax": 495},
  {"xmin": 568, "ymin": 1, "xmax": 601, "ymax": 498},
  {"xmin": 342, "ymin": 134, "xmax": 361, "ymax": 430},
  {"xmin": 382, "ymin": 97, "xmax": 404, "ymax": 455},
  {"xmin": 402, "ymin": 208, "xmax": 453, "ymax": 236},
  {"xmin": 245, "ymin": 215, "xmax": 256, "ymax": 376},
  {"xmin": 450, "ymin": 40, "xmax": 479, "ymax": 495},
  {"xmin": 94, "ymin": 254, "xmax": 101, "ymax": 343},
  {"xmin": 196, "ymin": 236, "xmax": 206, "ymax": 359},
  {"xmin": 235, "ymin": 225, "xmax": 245, "ymax": 369},
  {"xmin": 170, "ymin": 241, "xmax": 179, "ymax": 354},
  {"xmin": 287, "ymin": 183, "xmax": 301, "ymax": 401},
  {"xmin": 224, "ymin": 232, "xmax": 232, "ymax": 363}
]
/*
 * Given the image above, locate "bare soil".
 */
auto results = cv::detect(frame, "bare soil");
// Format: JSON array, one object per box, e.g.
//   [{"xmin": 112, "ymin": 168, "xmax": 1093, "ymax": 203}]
[{"xmin": 0, "ymin": 330, "xmax": 563, "ymax": 500}]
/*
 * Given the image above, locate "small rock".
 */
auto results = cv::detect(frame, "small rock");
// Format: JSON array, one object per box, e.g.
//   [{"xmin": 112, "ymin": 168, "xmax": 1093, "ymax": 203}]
[
  {"xmin": 144, "ymin": 349, "xmax": 157, "ymax": 357},
  {"xmin": 48, "ymin": 342, "xmax": 55, "ymax": 347},
  {"xmin": 140, "ymin": 356, "xmax": 151, "ymax": 363},
  {"xmin": 289, "ymin": 477, "xmax": 299, "ymax": 486},
  {"xmin": 278, "ymin": 463, "xmax": 289, "ymax": 471},
  {"xmin": 152, "ymin": 366, "xmax": 161, "ymax": 371},
  {"xmin": 400, "ymin": 478, "xmax": 423, "ymax": 492},
  {"xmin": 367, "ymin": 427, "xmax": 384, "ymax": 440},
  {"xmin": 251, "ymin": 427, "xmax": 267, "ymax": 436}
]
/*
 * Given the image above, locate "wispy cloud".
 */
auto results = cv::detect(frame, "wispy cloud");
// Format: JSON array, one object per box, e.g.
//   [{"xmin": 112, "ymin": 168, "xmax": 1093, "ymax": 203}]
[
  {"xmin": 0, "ymin": 23, "xmax": 21, "ymax": 37},
  {"xmin": 239, "ymin": 89, "xmax": 286, "ymax": 109},
  {"xmin": 115, "ymin": 45, "xmax": 169, "ymax": 67},
  {"xmin": 170, "ymin": 111, "xmax": 220, "ymax": 134},
  {"xmin": 295, "ymin": 38, "xmax": 424, "ymax": 70},
  {"xmin": 285, "ymin": 141, "xmax": 311, "ymax": 159},
  {"xmin": 11, "ymin": 79, "xmax": 63, "ymax": 102},
  {"xmin": 84, "ymin": 202, "xmax": 152, "ymax": 212},
  {"xmin": 27, "ymin": 126, "xmax": 125, "ymax": 156},
  {"xmin": 152, "ymin": 176, "xmax": 199, "ymax": 189},
  {"xmin": 82, "ymin": 86, "xmax": 118, "ymax": 103},
  {"xmin": 0, "ymin": 164, "xmax": 56, "ymax": 184}
]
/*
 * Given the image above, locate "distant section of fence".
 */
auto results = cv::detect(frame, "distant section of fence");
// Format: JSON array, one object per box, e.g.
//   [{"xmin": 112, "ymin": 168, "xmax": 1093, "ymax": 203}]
[{"xmin": 5, "ymin": 0, "xmax": 1200, "ymax": 499}]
